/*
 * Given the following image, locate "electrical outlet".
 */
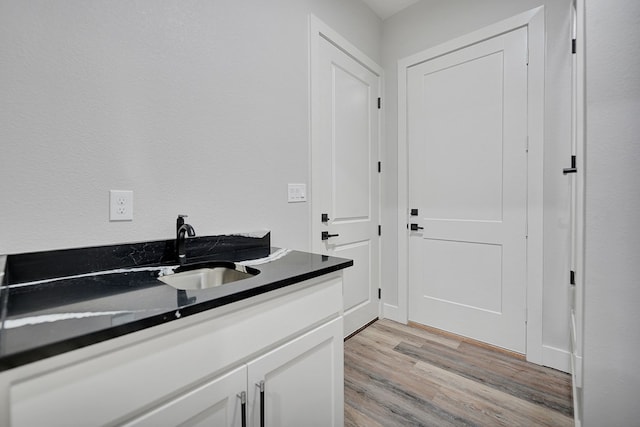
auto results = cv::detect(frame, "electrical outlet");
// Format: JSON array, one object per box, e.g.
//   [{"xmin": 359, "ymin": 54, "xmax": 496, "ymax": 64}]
[{"xmin": 110, "ymin": 190, "xmax": 133, "ymax": 221}]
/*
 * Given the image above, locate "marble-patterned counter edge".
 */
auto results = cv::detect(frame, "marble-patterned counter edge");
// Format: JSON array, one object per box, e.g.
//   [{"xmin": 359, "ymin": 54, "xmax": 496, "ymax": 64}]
[
  {"xmin": 0, "ymin": 250, "xmax": 352, "ymax": 371},
  {"xmin": 0, "ymin": 255, "xmax": 5, "ymax": 286}
]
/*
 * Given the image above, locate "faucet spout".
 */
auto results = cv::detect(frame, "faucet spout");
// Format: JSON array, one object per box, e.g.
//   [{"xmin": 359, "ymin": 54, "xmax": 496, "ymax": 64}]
[{"xmin": 176, "ymin": 215, "xmax": 196, "ymax": 265}]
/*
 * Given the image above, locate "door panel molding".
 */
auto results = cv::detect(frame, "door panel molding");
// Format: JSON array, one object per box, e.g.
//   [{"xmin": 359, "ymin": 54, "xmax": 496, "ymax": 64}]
[
  {"xmin": 394, "ymin": 7, "xmax": 545, "ymax": 363},
  {"xmin": 309, "ymin": 15, "xmax": 383, "ymax": 338}
]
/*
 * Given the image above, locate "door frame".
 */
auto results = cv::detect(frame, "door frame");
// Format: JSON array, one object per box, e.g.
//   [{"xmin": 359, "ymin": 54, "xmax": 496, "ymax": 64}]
[
  {"xmin": 570, "ymin": 0, "xmax": 586, "ymax": 390},
  {"xmin": 308, "ymin": 15, "xmax": 384, "ymax": 319},
  {"xmin": 393, "ymin": 7, "xmax": 545, "ymax": 363}
]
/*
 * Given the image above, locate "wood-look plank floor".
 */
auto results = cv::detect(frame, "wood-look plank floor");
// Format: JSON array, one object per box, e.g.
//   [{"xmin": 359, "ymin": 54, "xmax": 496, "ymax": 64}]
[{"xmin": 344, "ymin": 319, "xmax": 573, "ymax": 427}]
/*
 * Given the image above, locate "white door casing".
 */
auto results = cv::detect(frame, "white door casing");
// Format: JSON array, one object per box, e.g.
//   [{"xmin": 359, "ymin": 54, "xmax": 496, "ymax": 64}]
[
  {"xmin": 569, "ymin": 0, "xmax": 585, "ymax": 392},
  {"xmin": 407, "ymin": 27, "xmax": 528, "ymax": 353},
  {"xmin": 395, "ymin": 7, "xmax": 545, "ymax": 363},
  {"xmin": 309, "ymin": 16, "xmax": 382, "ymax": 338}
]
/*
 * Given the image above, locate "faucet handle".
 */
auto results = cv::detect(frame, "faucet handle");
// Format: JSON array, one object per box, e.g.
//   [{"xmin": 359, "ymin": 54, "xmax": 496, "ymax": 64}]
[{"xmin": 176, "ymin": 214, "xmax": 189, "ymax": 230}]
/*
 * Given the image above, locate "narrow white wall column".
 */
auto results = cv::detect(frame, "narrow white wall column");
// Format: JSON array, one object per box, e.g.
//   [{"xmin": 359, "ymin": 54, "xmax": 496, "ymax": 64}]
[{"xmin": 582, "ymin": 0, "xmax": 640, "ymax": 425}]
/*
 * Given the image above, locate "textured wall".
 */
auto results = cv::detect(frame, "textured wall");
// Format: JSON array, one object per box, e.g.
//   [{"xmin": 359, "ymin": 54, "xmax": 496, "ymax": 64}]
[
  {"xmin": 583, "ymin": 0, "xmax": 640, "ymax": 424},
  {"xmin": 0, "ymin": 0, "xmax": 381, "ymax": 254}
]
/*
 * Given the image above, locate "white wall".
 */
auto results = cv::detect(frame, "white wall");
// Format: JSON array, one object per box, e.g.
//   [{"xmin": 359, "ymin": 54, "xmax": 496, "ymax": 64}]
[
  {"xmin": 582, "ymin": 0, "xmax": 640, "ymax": 425},
  {"xmin": 380, "ymin": 0, "xmax": 573, "ymax": 370},
  {"xmin": 0, "ymin": 0, "xmax": 381, "ymax": 254}
]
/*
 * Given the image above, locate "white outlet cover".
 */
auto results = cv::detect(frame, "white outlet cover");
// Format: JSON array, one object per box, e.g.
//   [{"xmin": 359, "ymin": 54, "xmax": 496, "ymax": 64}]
[
  {"xmin": 287, "ymin": 184, "xmax": 307, "ymax": 203},
  {"xmin": 110, "ymin": 190, "xmax": 133, "ymax": 221}
]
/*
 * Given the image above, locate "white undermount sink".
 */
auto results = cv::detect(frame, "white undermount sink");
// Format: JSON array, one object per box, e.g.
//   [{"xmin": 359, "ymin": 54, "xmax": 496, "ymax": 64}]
[{"xmin": 158, "ymin": 262, "xmax": 258, "ymax": 290}]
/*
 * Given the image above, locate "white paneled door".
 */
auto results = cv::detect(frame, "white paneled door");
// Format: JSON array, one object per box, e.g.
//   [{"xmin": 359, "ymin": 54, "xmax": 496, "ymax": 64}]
[
  {"xmin": 312, "ymin": 32, "xmax": 380, "ymax": 338},
  {"xmin": 407, "ymin": 27, "xmax": 528, "ymax": 353}
]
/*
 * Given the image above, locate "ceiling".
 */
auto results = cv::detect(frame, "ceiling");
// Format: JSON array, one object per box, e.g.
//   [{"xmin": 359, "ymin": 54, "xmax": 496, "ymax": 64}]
[{"xmin": 361, "ymin": 0, "xmax": 421, "ymax": 20}]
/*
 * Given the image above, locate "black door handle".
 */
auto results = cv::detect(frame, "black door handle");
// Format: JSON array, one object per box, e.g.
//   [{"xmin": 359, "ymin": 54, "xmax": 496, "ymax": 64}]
[
  {"xmin": 322, "ymin": 231, "xmax": 339, "ymax": 240},
  {"xmin": 237, "ymin": 391, "xmax": 247, "ymax": 427},
  {"xmin": 256, "ymin": 381, "xmax": 265, "ymax": 427},
  {"xmin": 410, "ymin": 224, "xmax": 424, "ymax": 231}
]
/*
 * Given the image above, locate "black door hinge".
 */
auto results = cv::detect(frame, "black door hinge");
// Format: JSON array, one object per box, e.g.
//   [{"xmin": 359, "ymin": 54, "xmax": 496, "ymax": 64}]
[
  {"xmin": 570, "ymin": 270, "xmax": 576, "ymax": 285},
  {"xmin": 563, "ymin": 155, "xmax": 577, "ymax": 174},
  {"xmin": 572, "ymin": 39, "xmax": 577, "ymax": 54},
  {"xmin": 378, "ymin": 225, "xmax": 381, "ymax": 236},
  {"xmin": 378, "ymin": 161, "xmax": 381, "ymax": 173},
  {"xmin": 377, "ymin": 97, "xmax": 381, "ymax": 109},
  {"xmin": 378, "ymin": 288, "xmax": 381, "ymax": 299}
]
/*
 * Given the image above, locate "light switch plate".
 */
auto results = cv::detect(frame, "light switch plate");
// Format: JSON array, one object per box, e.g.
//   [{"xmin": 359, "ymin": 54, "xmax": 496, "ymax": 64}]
[{"xmin": 287, "ymin": 184, "xmax": 307, "ymax": 203}]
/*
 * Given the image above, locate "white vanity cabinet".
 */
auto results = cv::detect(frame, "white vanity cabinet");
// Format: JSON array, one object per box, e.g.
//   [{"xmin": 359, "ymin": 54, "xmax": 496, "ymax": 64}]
[
  {"xmin": 246, "ymin": 317, "xmax": 343, "ymax": 427},
  {"xmin": 3, "ymin": 273, "xmax": 344, "ymax": 427},
  {"xmin": 125, "ymin": 318, "xmax": 343, "ymax": 427},
  {"xmin": 124, "ymin": 365, "xmax": 247, "ymax": 427}
]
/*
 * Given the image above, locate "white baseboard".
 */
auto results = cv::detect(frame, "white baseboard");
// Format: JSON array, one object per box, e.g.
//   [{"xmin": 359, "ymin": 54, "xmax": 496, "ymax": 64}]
[
  {"xmin": 381, "ymin": 303, "xmax": 406, "ymax": 324},
  {"xmin": 542, "ymin": 344, "xmax": 571, "ymax": 373}
]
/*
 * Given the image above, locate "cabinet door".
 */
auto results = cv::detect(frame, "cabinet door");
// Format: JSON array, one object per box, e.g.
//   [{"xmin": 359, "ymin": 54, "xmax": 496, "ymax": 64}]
[
  {"xmin": 123, "ymin": 365, "xmax": 247, "ymax": 427},
  {"xmin": 247, "ymin": 317, "xmax": 343, "ymax": 427}
]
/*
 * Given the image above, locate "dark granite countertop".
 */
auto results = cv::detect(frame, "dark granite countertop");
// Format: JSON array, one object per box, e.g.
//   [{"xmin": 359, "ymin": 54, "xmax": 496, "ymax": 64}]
[{"xmin": 0, "ymin": 233, "xmax": 352, "ymax": 372}]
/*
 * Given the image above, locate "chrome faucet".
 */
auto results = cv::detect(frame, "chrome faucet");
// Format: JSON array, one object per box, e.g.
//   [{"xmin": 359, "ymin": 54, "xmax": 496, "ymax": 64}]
[{"xmin": 176, "ymin": 214, "xmax": 196, "ymax": 265}]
